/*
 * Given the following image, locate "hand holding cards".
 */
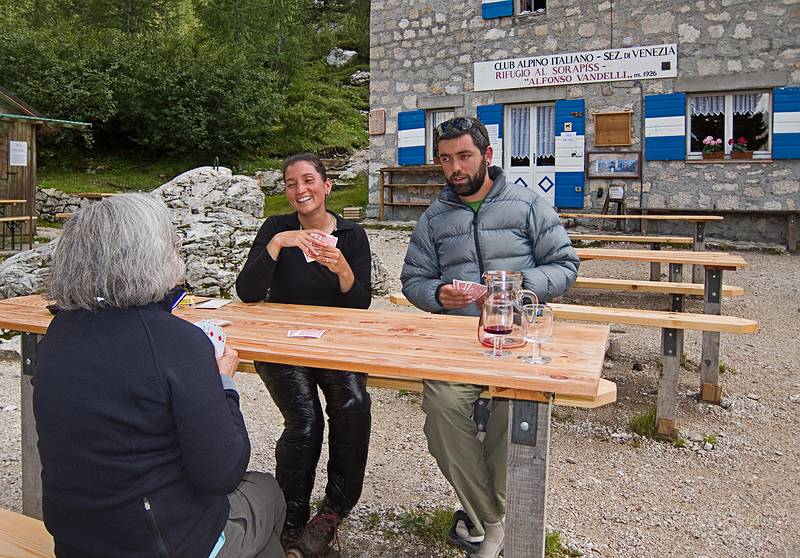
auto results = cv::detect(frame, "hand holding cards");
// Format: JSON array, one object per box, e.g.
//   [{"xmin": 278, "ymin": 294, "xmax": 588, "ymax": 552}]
[
  {"xmin": 194, "ymin": 319, "xmax": 227, "ymax": 356},
  {"xmin": 304, "ymin": 233, "xmax": 338, "ymax": 263},
  {"xmin": 452, "ymin": 279, "xmax": 488, "ymax": 299}
]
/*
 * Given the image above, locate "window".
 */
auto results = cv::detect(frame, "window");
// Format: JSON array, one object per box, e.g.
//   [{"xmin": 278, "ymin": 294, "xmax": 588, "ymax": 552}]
[
  {"xmin": 688, "ymin": 91, "xmax": 771, "ymax": 156},
  {"xmin": 426, "ymin": 109, "xmax": 455, "ymax": 163},
  {"xmin": 508, "ymin": 104, "xmax": 555, "ymax": 168},
  {"xmin": 516, "ymin": 0, "xmax": 546, "ymax": 15}
]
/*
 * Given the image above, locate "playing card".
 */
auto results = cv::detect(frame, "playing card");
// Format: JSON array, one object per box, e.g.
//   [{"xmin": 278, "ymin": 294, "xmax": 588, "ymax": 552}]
[
  {"xmin": 287, "ymin": 329, "xmax": 326, "ymax": 338},
  {"xmin": 194, "ymin": 319, "xmax": 226, "ymax": 356},
  {"xmin": 304, "ymin": 233, "xmax": 339, "ymax": 263},
  {"xmin": 452, "ymin": 279, "xmax": 487, "ymax": 298},
  {"xmin": 195, "ymin": 298, "xmax": 232, "ymax": 309}
]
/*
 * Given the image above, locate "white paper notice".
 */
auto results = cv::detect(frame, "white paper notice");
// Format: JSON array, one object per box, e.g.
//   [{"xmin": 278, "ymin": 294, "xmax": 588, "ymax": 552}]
[
  {"xmin": 195, "ymin": 298, "xmax": 233, "ymax": 309},
  {"xmin": 9, "ymin": 141, "xmax": 27, "ymax": 167}
]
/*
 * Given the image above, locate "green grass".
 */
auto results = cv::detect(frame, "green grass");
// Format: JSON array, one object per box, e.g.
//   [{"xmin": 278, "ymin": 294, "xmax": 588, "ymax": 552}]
[
  {"xmin": 263, "ymin": 173, "xmax": 368, "ymax": 218},
  {"xmin": 629, "ymin": 407, "xmax": 656, "ymax": 438},
  {"xmin": 38, "ymin": 154, "xmax": 199, "ymax": 194},
  {"xmin": 719, "ymin": 362, "xmax": 734, "ymax": 375},
  {"xmin": 397, "ymin": 507, "xmax": 452, "ymax": 547},
  {"xmin": 546, "ymin": 530, "xmax": 582, "ymax": 558},
  {"xmin": 672, "ymin": 437, "xmax": 688, "ymax": 448},
  {"xmin": 703, "ymin": 434, "xmax": 718, "ymax": 446}
]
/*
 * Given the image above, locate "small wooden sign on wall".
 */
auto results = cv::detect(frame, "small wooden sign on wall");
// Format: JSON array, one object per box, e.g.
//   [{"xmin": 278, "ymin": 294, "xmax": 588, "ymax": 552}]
[
  {"xmin": 369, "ymin": 109, "xmax": 386, "ymax": 135},
  {"xmin": 594, "ymin": 112, "xmax": 632, "ymax": 147}
]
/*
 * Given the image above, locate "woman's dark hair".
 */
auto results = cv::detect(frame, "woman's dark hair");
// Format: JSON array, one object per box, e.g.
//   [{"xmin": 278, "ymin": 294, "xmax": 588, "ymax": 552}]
[{"xmin": 282, "ymin": 153, "xmax": 328, "ymax": 182}]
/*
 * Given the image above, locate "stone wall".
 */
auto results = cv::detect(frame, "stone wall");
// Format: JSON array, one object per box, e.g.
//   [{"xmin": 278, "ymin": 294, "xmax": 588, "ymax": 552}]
[{"xmin": 368, "ymin": 0, "xmax": 800, "ymax": 242}]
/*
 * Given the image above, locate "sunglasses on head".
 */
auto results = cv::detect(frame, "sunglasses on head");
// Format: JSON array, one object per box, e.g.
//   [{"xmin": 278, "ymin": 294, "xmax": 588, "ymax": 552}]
[{"xmin": 434, "ymin": 117, "xmax": 489, "ymax": 143}]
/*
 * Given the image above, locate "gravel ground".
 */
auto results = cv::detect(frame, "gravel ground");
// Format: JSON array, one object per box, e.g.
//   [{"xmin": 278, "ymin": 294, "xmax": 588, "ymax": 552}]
[{"xmin": 1, "ymin": 227, "xmax": 799, "ymax": 557}]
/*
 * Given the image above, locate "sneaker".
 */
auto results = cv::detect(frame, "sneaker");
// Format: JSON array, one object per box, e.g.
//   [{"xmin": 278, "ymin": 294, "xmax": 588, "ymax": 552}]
[
  {"xmin": 301, "ymin": 511, "xmax": 340, "ymax": 555},
  {"xmin": 468, "ymin": 520, "xmax": 504, "ymax": 558},
  {"xmin": 280, "ymin": 528, "xmax": 303, "ymax": 554},
  {"xmin": 448, "ymin": 510, "xmax": 483, "ymax": 553}
]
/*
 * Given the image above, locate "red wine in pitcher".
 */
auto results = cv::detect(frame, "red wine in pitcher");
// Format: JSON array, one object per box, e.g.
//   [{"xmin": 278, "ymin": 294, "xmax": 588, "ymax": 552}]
[{"xmin": 484, "ymin": 325, "xmax": 512, "ymax": 335}]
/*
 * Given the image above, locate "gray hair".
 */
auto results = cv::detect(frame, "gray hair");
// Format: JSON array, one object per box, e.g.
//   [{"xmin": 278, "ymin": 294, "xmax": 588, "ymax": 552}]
[{"xmin": 48, "ymin": 193, "xmax": 185, "ymax": 310}]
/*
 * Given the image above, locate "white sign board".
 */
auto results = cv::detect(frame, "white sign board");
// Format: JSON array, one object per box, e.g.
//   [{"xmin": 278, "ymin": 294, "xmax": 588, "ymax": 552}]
[
  {"xmin": 609, "ymin": 186, "xmax": 625, "ymax": 200},
  {"xmin": 474, "ymin": 44, "xmax": 677, "ymax": 91},
  {"xmin": 9, "ymin": 141, "xmax": 28, "ymax": 167}
]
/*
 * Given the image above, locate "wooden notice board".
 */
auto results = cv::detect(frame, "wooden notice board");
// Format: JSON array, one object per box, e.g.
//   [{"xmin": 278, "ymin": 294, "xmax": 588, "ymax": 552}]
[{"xmin": 594, "ymin": 111, "xmax": 632, "ymax": 146}]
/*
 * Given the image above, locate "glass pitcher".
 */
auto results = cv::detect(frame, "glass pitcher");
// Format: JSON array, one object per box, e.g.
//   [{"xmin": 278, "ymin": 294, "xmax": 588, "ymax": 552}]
[{"xmin": 477, "ymin": 270, "xmax": 539, "ymax": 348}]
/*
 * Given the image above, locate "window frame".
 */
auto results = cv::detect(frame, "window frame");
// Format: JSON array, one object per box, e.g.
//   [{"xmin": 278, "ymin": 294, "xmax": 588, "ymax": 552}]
[
  {"xmin": 686, "ymin": 90, "xmax": 772, "ymax": 160},
  {"xmin": 425, "ymin": 108, "xmax": 455, "ymax": 164},
  {"xmin": 514, "ymin": 0, "xmax": 546, "ymax": 16}
]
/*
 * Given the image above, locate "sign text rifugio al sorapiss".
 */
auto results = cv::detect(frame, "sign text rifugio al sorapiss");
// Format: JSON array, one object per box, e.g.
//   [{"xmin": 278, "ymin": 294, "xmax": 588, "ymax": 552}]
[{"xmin": 473, "ymin": 44, "xmax": 677, "ymax": 91}]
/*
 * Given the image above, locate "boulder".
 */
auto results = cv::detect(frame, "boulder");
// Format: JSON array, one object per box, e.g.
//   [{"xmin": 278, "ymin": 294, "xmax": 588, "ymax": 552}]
[
  {"xmin": 326, "ymin": 48, "xmax": 357, "ymax": 67},
  {"xmin": 347, "ymin": 70, "xmax": 370, "ymax": 86},
  {"xmin": 0, "ymin": 240, "xmax": 57, "ymax": 299}
]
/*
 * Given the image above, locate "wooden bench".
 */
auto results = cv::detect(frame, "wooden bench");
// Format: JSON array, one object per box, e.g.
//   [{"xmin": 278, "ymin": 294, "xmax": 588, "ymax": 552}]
[
  {"xmin": 0, "ymin": 508, "xmax": 54, "ymax": 558},
  {"xmin": 0, "ymin": 215, "xmax": 35, "ymax": 250},
  {"xmin": 569, "ymin": 233, "xmax": 693, "ymax": 246},
  {"xmin": 53, "ymin": 212, "xmax": 74, "ymax": 221},
  {"xmin": 388, "ymin": 292, "xmax": 757, "ymax": 438},
  {"xmin": 237, "ymin": 360, "xmax": 617, "ymax": 409},
  {"xmin": 573, "ymin": 277, "xmax": 744, "ymax": 298}
]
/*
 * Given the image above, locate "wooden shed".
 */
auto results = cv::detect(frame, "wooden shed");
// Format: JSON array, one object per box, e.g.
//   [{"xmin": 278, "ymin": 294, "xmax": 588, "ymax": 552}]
[{"xmin": 0, "ymin": 86, "xmax": 90, "ymax": 251}]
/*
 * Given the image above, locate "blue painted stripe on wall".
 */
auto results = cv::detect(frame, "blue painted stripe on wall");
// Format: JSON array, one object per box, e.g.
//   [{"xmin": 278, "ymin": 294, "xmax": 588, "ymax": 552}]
[
  {"xmin": 398, "ymin": 146, "xmax": 425, "ymax": 166},
  {"xmin": 482, "ymin": 0, "xmax": 513, "ymax": 19},
  {"xmin": 644, "ymin": 93, "xmax": 686, "ymax": 118},
  {"xmin": 645, "ymin": 136, "xmax": 685, "ymax": 161},
  {"xmin": 555, "ymin": 171, "xmax": 584, "ymax": 209},
  {"xmin": 554, "ymin": 99, "xmax": 585, "ymax": 135},
  {"xmin": 774, "ymin": 87, "xmax": 800, "ymax": 113},
  {"xmin": 398, "ymin": 110, "xmax": 425, "ymax": 131},
  {"xmin": 773, "ymin": 132, "xmax": 800, "ymax": 159},
  {"xmin": 477, "ymin": 104, "xmax": 504, "ymax": 138}
]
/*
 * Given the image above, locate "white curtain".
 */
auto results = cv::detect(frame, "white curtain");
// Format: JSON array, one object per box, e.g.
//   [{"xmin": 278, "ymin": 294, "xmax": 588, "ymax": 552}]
[
  {"xmin": 691, "ymin": 95, "xmax": 725, "ymax": 116},
  {"xmin": 432, "ymin": 110, "xmax": 454, "ymax": 128},
  {"xmin": 510, "ymin": 107, "xmax": 530, "ymax": 159},
  {"xmin": 733, "ymin": 93, "xmax": 768, "ymax": 115},
  {"xmin": 536, "ymin": 105, "xmax": 555, "ymax": 158}
]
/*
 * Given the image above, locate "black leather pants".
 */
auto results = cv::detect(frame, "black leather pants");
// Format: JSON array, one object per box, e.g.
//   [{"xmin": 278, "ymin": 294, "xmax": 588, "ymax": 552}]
[{"xmin": 255, "ymin": 362, "xmax": 371, "ymax": 534}]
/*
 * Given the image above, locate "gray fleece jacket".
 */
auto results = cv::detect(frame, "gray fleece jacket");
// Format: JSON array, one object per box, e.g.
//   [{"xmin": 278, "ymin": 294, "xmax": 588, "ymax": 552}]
[{"xmin": 401, "ymin": 167, "xmax": 579, "ymax": 317}]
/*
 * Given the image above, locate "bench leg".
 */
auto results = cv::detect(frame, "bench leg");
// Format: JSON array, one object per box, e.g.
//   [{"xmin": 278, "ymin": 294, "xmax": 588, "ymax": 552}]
[
  {"xmin": 21, "ymin": 333, "xmax": 43, "ymax": 519},
  {"xmin": 506, "ymin": 399, "xmax": 551, "ymax": 558},
  {"xmin": 692, "ymin": 222, "xmax": 706, "ymax": 283},
  {"xmin": 650, "ymin": 244, "xmax": 661, "ymax": 281},
  {"xmin": 669, "ymin": 264, "xmax": 685, "ymax": 362},
  {"xmin": 700, "ymin": 268, "xmax": 723, "ymax": 403},
  {"xmin": 657, "ymin": 328, "xmax": 681, "ymax": 439},
  {"xmin": 789, "ymin": 214, "xmax": 797, "ymax": 253}
]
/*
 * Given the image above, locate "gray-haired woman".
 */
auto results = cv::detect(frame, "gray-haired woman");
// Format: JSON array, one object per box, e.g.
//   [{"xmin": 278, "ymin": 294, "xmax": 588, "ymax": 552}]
[{"xmin": 33, "ymin": 194, "xmax": 286, "ymax": 558}]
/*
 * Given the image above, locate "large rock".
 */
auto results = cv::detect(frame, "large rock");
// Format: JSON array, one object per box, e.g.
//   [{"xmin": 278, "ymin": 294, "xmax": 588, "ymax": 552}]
[
  {"xmin": 327, "ymin": 48, "xmax": 357, "ymax": 67},
  {"xmin": 0, "ymin": 240, "xmax": 57, "ymax": 299},
  {"xmin": 347, "ymin": 70, "xmax": 370, "ymax": 86},
  {"xmin": 370, "ymin": 255, "xmax": 390, "ymax": 296}
]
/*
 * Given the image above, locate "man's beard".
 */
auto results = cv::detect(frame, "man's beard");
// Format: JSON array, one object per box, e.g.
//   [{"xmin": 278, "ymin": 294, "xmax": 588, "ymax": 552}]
[{"xmin": 445, "ymin": 161, "xmax": 487, "ymax": 197}]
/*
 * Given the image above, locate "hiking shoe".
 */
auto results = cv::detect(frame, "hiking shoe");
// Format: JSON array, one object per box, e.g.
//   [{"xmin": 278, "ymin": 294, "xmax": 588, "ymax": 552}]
[
  {"xmin": 301, "ymin": 511, "xmax": 340, "ymax": 555},
  {"xmin": 468, "ymin": 520, "xmax": 504, "ymax": 558},
  {"xmin": 448, "ymin": 510, "xmax": 483, "ymax": 553}
]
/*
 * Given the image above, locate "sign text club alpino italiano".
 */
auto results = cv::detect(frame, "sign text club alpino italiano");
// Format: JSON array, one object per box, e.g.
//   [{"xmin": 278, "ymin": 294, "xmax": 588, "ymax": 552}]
[{"xmin": 474, "ymin": 44, "xmax": 678, "ymax": 91}]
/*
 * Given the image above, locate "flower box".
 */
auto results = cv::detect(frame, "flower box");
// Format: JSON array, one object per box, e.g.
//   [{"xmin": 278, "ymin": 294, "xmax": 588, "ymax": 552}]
[
  {"xmin": 702, "ymin": 152, "xmax": 724, "ymax": 160},
  {"xmin": 731, "ymin": 151, "xmax": 753, "ymax": 160}
]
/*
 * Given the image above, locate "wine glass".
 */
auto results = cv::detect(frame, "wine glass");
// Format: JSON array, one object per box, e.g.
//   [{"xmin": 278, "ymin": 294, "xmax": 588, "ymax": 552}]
[
  {"xmin": 481, "ymin": 299, "xmax": 514, "ymax": 358},
  {"xmin": 520, "ymin": 304, "xmax": 554, "ymax": 364}
]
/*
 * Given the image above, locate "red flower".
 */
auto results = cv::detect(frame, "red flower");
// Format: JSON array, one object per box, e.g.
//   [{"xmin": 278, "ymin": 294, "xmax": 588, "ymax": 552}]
[{"xmin": 737, "ymin": 137, "xmax": 747, "ymax": 145}]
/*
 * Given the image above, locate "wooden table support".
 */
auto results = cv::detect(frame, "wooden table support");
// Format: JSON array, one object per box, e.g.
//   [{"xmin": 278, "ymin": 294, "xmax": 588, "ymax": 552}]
[
  {"xmin": 650, "ymin": 244, "xmax": 662, "ymax": 281},
  {"xmin": 692, "ymin": 222, "xmax": 706, "ymax": 283},
  {"xmin": 21, "ymin": 333, "xmax": 43, "ymax": 520},
  {"xmin": 656, "ymin": 263, "xmax": 685, "ymax": 438},
  {"xmin": 700, "ymin": 268, "xmax": 724, "ymax": 403},
  {"xmin": 506, "ymin": 399, "xmax": 551, "ymax": 558}
]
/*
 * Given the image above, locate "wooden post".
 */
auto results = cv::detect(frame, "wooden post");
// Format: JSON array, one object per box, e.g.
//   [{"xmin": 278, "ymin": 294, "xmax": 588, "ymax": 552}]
[
  {"xmin": 670, "ymin": 263, "xmax": 685, "ymax": 363},
  {"xmin": 788, "ymin": 213, "xmax": 797, "ymax": 253},
  {"xmin": 379, "ymin": 170, "xmax": 385, "ymax": 220},
  {"xmin": 656, "ymin": 327, "xmax": 680, "ymax": 439},
  {"xmin": 692, "ymin": 222, "xmax": 706, "ymax": 283},
  {"xmin": 21, "ymin": 333, "xmax": 43, "ymax": 519},
  {"xmin": 650, "ymin": 244, "xmax": 662, "ymax": 281},
  {"xmin": 700, "ymin": 268, "xmax": 723, "ymax": 403},
  {"xmin": 505, "ymin": 399, "xmax": 551, "ymax": 558}
]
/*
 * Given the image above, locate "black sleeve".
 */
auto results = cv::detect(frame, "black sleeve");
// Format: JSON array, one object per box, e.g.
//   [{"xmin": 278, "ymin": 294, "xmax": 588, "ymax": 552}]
[
  {"xmin": 236, "ymin": 217, "xmax": 279, "ymax": 302},
  {"xmin": 339, "ymin": 225, "xmax": 372, "ymax": 309}
]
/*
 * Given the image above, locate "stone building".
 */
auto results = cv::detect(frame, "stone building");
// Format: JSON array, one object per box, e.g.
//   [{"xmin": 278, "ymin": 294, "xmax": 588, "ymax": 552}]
[{"xmin": 368, "ymin": 0, "xmax": 800, "ymax": 246}]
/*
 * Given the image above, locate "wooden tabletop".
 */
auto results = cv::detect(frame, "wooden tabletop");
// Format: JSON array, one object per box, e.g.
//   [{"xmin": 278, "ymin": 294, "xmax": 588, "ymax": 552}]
[
  {"xmin": 0, "ymin": 508, "xmax": 54, "ymax": 557},
  {"xmin": 575, "ymin": 248, "xmax": 748, "ymax": 269},
  {"xmin": 561, "ymin": 213, "xmax": 723, "ymax": 221},
  {"xmin": 0, "ymin": 295, "xmax": 610, "ymax": 399},
  {"xmin": 0, "ymin": 199, "xmax": 27, "ymax": 204}
]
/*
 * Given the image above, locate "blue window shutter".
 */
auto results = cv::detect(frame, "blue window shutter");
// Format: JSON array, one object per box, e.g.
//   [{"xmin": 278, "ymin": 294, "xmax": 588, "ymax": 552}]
[
  {"xmin": 773, "ymin": 87, "xmax": 800, "ymax": 159},
  {"xmin": 644, "ymin": 93, "xmax": 686, "ymax": 161},
  {"xmin": 554, "ymin": 99, "xmax": 585, "ymax": 209},
  {"xmin": 397, "ymin": 110, "xmax": 425, "ymax": 166},
  {"xmin": 477, "ymin": 104, "xmax": 504, "ymax": 166},
  {"xmin": 482, "ymin": 0, "xmax": 513, "ymax": 19}
]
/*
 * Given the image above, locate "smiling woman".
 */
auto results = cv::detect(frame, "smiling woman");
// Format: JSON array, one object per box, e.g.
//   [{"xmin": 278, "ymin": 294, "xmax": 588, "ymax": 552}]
[{"xmin": 235, "ymin": 152, "xmax": 374, "ymax": 556}]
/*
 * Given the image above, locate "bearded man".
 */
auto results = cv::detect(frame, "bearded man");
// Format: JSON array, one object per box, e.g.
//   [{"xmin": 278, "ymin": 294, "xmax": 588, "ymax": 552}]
[{"xmin": 400, "ymin": 116, "xmax": 579, "ymax": 558}]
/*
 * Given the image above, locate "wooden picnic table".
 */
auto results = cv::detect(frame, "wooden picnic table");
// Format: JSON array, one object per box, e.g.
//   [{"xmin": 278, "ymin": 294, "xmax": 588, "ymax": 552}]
[
  {"xmin": 0, "ymin": 294, "xmax": 612, "ymax": 558},
  {"xmin": 0, "ymin": 199, "xmax": 33, "ymax": 251},
  {"xmin": 574, "ymin": 247, "xmax": 748, "ymax": 404},
  {"xmin": 562, "ymin": 213, "xmax": 725, "ymax": 282}
]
